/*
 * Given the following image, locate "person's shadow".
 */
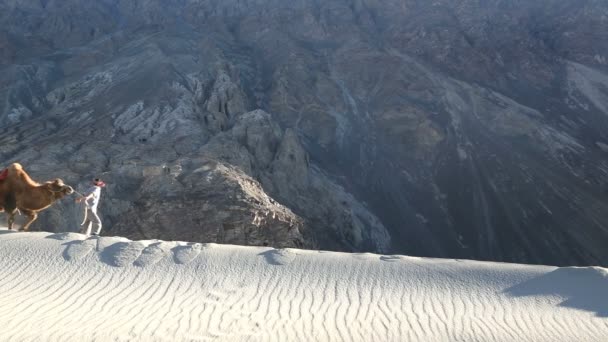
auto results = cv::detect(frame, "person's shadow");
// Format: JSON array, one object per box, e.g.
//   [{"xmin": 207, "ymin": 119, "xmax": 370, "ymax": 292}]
[{"xmin": 505, "ymin": 267, "xmax": 608, "ymax": 317}]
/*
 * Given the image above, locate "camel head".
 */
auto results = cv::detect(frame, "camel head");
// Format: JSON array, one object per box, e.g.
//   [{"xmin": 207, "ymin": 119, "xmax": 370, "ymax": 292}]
[{"xmin": 45, "ymin": 179, "xmax": 74, "ymax": 199}]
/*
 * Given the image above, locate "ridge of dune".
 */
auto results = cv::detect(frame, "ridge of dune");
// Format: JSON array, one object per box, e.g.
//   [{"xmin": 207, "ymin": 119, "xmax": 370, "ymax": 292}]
[{"xmin": 0, "ymin": 228, "xmax": 607, "ymax": 342}]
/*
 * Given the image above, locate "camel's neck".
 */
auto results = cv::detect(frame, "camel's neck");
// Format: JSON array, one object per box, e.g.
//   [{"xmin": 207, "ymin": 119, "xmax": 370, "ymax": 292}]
[{"xmin": 49, "ymin": 191, "xmax": 68, "ymax": 201}]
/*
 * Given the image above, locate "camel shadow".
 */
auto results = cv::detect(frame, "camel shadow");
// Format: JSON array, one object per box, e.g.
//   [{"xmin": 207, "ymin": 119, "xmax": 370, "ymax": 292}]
[
  {"xmin": 504, "ymin": 267, "xmax": 608, "ymax": 317},
  {"xmin": 46, "ymin": 232, "xmax": 84, "ymax": 241},
  {"xmin": 0, "ymin": 229, "xmax": 19, "ymax": 235}
]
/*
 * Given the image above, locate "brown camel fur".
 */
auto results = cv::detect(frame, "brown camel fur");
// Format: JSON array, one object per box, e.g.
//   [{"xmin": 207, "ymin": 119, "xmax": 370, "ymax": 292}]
[{"xmin": 0, "ymin": 163, "xmax": 74, "ymax": 231}]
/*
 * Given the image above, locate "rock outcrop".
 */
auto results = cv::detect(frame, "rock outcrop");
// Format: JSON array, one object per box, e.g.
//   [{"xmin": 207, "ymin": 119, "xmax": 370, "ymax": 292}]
[{"xmin": 1, "ymin": 0, "xmax": 608, "ymax": 265}]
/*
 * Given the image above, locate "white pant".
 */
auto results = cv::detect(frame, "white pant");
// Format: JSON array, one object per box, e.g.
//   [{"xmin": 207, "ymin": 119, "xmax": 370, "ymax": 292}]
[{"xmin": 81, "ymin": 208, "xmax": 102, "ymax": 235}]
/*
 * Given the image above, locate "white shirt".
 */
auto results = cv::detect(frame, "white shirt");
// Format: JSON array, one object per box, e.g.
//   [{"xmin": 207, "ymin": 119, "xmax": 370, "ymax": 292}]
[{"xmin": 84, "ymin": 186, "xmax": 102, "ymax": 211}]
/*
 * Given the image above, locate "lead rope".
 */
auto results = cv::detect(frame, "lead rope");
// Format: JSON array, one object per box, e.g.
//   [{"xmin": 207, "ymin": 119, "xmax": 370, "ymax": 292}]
[{"xmin": 72, "ymin": 190, "xmax": 88, "ymax": 226}]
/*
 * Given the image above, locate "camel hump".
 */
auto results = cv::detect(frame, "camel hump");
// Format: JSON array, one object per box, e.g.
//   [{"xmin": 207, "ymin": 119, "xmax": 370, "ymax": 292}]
[
  {"xmin": 9, "ymin": 163, "xmax": 23, "ymax": 172},
  {"xmin": 0, "ymin": 163, "xmax": 20, "ymax": 181},
  {"xmin": 7, "ymin": 163, "xmax": 25, "ymax": 180},
  {"xmin": 6, "ymin": 162, "xmax": 40, "ymax": 187}
]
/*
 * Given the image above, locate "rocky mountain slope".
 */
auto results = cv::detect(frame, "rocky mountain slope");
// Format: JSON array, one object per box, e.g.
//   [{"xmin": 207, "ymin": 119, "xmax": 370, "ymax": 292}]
[{"xmin": 1, "ymin": 0, "xmax": 608, "ymax": 265}]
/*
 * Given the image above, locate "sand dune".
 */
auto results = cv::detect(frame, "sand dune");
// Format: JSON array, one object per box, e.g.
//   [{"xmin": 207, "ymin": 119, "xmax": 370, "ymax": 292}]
[{"xmin": 0, "ymin": 228, "xmax": 607, "ymax": 341}]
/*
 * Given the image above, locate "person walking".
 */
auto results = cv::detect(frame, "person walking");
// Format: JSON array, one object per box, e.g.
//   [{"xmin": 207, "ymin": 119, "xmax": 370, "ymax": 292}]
[{"xmin": 76, "ymin": 178, "xmax": 105, "ymax": 236}]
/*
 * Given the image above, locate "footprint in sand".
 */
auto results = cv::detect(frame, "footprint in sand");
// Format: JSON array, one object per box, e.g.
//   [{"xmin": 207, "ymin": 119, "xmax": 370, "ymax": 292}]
[
  {"xmin": 134, "ymin": 243, "xmax": 169, "ymax": 267},
  {"xmin": 172, "ymin": 243, "xmax": 203, "ymax": 264},
  {"xmin": 63, "ymin": 239, "xmax": 97, "ymax": 261},
  {"xmin": 380, "ymin": 255, "xmax": 406, "ymax": 263},
  {"xmin": 101, "ymin": 241, "xmax": 146, "ymax": 267},
  {"xmin": 96, "ymin": 236, "xmax": 130, "ymax": 252},
  {"xmin": 352, "ymin": 253, "xmax": 377, "ymax": 261},
  {"xmin": 260, "ymin": 248, "xmax": 297, "ymax": 266}
]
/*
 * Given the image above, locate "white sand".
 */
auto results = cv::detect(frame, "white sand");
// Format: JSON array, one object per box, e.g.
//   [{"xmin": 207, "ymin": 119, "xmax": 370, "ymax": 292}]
[{"xmin": 0, "ymin": 228, "xmax": 607, "ymax": 342}]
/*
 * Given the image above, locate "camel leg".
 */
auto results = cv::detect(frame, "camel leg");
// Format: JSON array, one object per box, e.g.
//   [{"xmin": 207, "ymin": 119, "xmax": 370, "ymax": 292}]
[
  {"xmin": 19, "ymin": 210, "xmax": 37, "ymax": 232},
  {"xmin": 7, "ymin": 209, "xmax": 18, "ymax": 230}
]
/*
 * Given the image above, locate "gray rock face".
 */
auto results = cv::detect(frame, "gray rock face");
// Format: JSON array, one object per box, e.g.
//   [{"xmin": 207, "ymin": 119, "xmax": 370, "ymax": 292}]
[{"xmin": 1, "ymin": 0, "xmax": 608, "ymax": 265}]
